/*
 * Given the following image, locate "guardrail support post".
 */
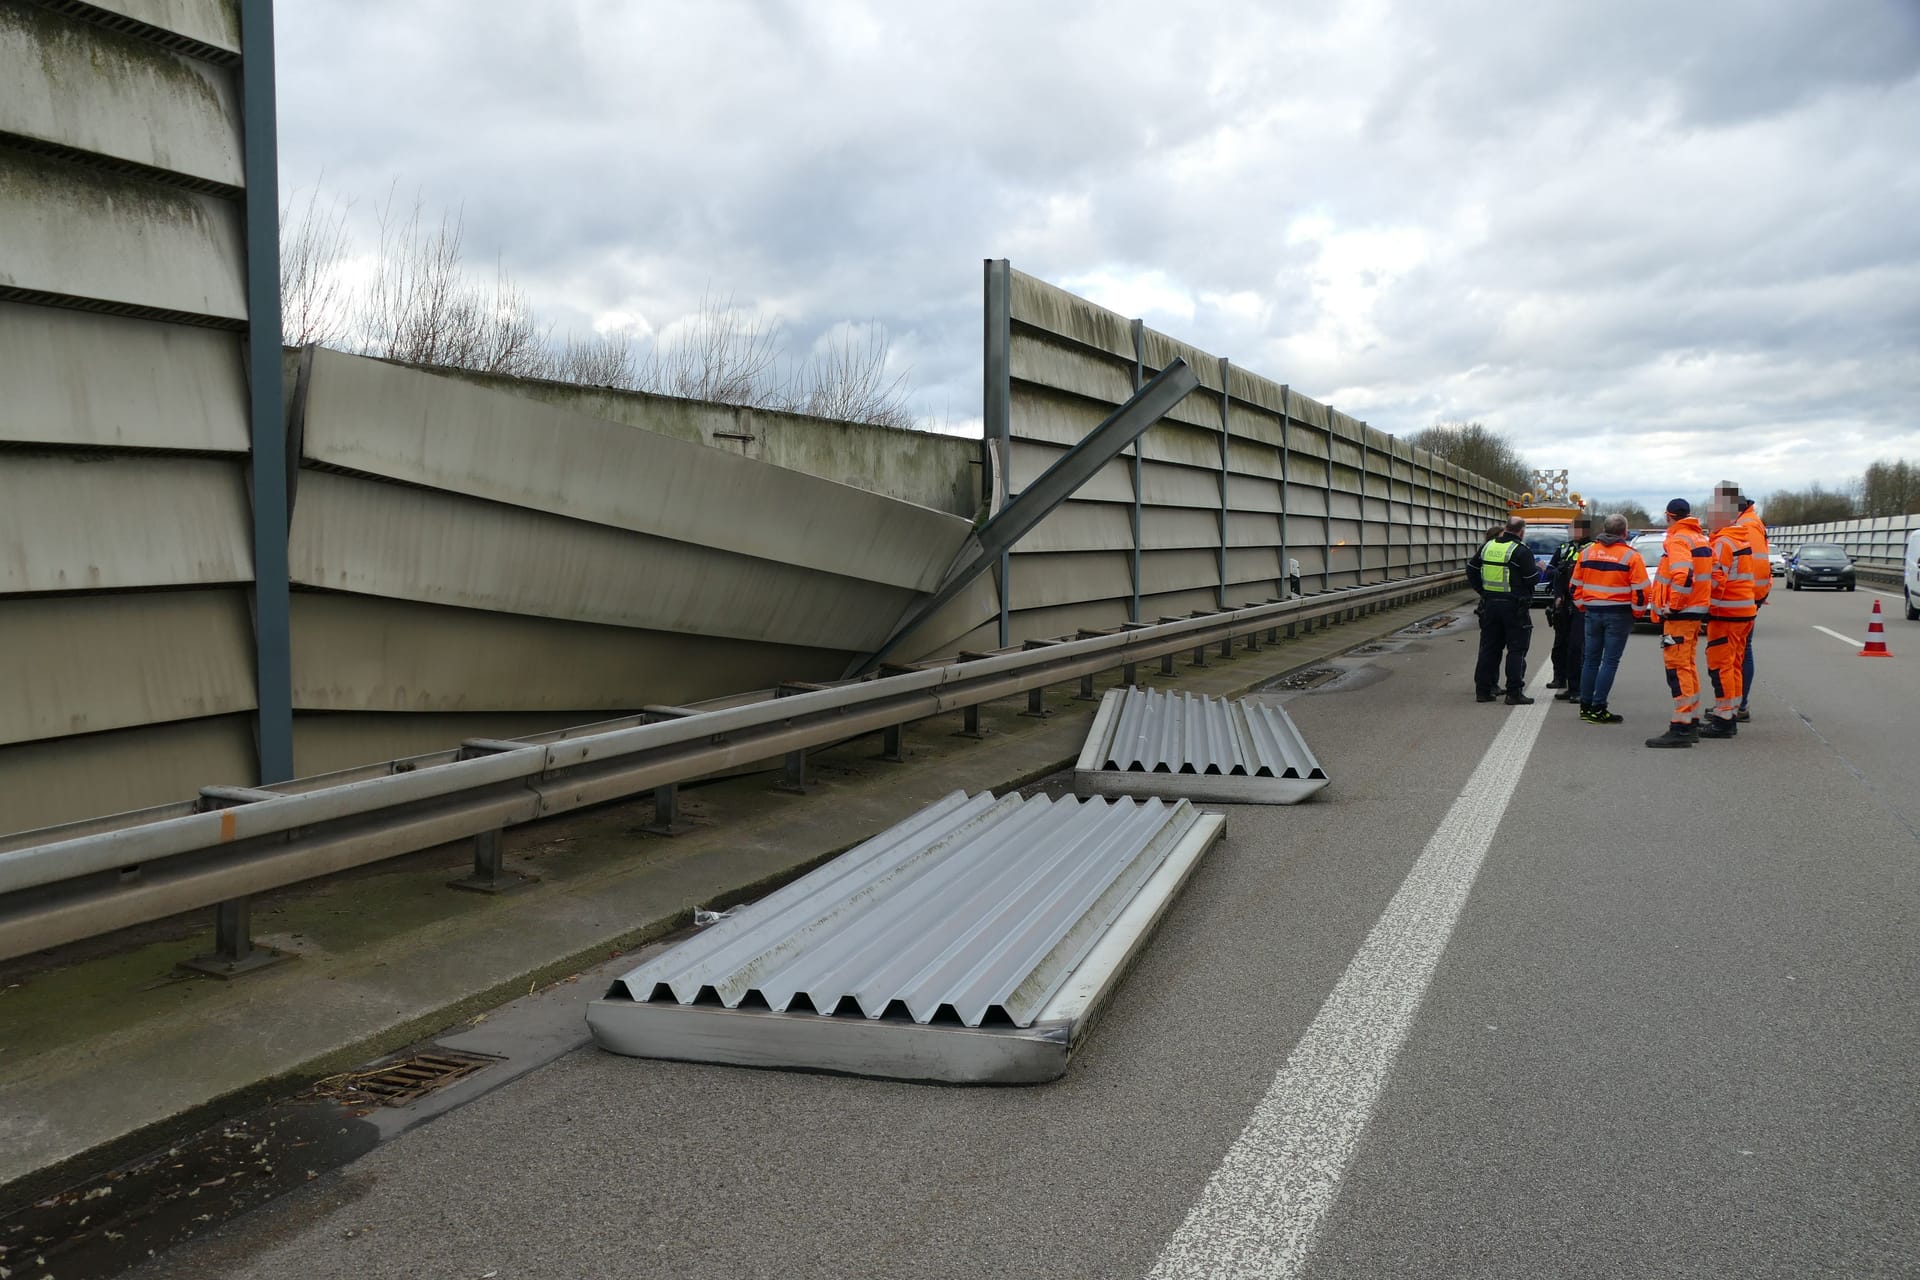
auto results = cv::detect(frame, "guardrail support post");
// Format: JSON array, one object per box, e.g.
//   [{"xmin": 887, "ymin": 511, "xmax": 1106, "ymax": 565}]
[
  {"xmin": 1189, "ymin": 612, "xmax": 1212, "ymax": 667},
  {"xmin": 181, "ymin": 786, "xmax": 292, "ymax": 977},
  {"xmin": 449, "ymin": 828, "xmax": 531, "ymax": 895},
  {"xmin": 878, "ymin": 723, "xmax": 906, "ymax": 762},
  {"xmin": 957, "ymin": 703, "xmax": 987, "ymax": 739},
  {"xmin": 181, "ymin": 898, "xmax": 287, "ymax": 979},
  {"xmin": 644, "ymin": 784, "xmax": 693, "ymax": 835},
  {"xmin": 1020, "ymin": 640, "xmax": 1055, "ymax": 717},
  {"xmin": 1218, "ymin": 634, "xmax": 1233, "ymax": 658},
  {"xmin": 778, "ymin": 748, "xmax": 811, "ymax": 794},
  {"xmin": 1122, "ymin": 661, "xmax": 1138, "ymax": 686}
]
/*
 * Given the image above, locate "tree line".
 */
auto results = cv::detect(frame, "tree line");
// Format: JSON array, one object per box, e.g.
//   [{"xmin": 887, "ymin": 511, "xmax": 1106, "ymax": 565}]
[
  {"xmin": 279, "ymin": 187, "xmax": 918, "ymax": 429},
  {"xmin": 1764, "ymin": 459, "xmax": 1920, "ymax": 525}
]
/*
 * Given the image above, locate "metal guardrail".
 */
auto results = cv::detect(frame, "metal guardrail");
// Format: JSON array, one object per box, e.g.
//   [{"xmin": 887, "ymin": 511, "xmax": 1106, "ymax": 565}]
[{"xmin": 0, "ymin": 573, "xmax": 1464, "ymax": 966}]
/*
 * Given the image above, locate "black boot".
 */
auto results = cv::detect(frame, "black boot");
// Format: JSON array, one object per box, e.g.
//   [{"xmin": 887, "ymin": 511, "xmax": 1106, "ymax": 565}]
[
  {"xmin": 1583, "ymin": 705, "xmax": 1624, "ymax": 724},
  {"xmin": 1645, "ymin": 724, "xmax": 1694, "ymax": 748},
  {"xmin": 1505, "ymin": 690, "xmax": 1536, "ymax": 705},
  {"xmin": 1698, "ymin": 715, "xmax": 1738, "ymax": 739},
  {"xmin": 1475, "ymin": 691, "xmax": 1496, "ymax": 703},
  {"xmin": 1545, "ymin": 677, "xmax": 1565, "ymax": 689},
  {"xmin": 1555, "ymin": 687, "xmax": 1580, "ymax": 702}
]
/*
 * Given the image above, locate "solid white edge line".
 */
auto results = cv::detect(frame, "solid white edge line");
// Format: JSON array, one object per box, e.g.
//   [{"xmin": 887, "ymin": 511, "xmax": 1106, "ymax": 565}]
[
  {"xmin": 1145, "ymin": 667, "xmax": 1553, "ymax": 1280},
  {"xmin": 1813, "ymin": 625, "xmax": 1864, "ymax": 648}
]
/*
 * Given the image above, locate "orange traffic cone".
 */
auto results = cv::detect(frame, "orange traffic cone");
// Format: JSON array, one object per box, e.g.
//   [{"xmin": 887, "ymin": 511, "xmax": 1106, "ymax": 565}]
[{"xmin": 1861, "ymin": 598, "xmax": 1892, "ymax": 657}]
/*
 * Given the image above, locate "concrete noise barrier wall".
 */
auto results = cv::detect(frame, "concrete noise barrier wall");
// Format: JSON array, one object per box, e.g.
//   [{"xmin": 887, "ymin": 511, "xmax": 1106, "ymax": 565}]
[
  {"xmin": 1769, "ymin": 515, "xmax": 1919, "ymax": 578},
  {"xmin": 977, "ymin": 263, "xmax": 1512, "ymax": 648},
  {"xmin": 0, "ymin": 0, "xmax": 266, "ymax": 834}
]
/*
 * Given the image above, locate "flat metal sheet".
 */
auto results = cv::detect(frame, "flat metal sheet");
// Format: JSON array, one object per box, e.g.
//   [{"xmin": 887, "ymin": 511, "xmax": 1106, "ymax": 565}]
[
  {"xmin": 1075, "ymin": 687, "xmax": 1329, "ymax": 805},
  {"xmin": 589, "ymin": 791, "xmax": 1224, "ymax": 1082}
]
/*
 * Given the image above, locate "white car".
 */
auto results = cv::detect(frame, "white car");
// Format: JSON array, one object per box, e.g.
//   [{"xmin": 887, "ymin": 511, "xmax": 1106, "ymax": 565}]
[
  {"xmin": 1906, "ymin": 529, "xmax": 1920, "ymax": 621},
  {"xmin": 1768, "ymin": 551, "xmax": 1786, "ymax": 577}
]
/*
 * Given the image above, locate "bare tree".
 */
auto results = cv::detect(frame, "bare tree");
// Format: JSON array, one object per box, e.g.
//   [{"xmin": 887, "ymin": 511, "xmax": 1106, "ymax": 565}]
[
  {"xmin": 550, "ymin": 331, "xmax": 641, "ymax": 389},
  {"xmin": 279, "ymin": 185, "xmax": 353, "ymax": 347},
  {"xmin": 794, "ymin": 324, "xmax": 916, "ymax": 428},
  {"xmin": 276, "ymin": 184, "xmax": 923, "ymax": 427},
  {"xmin": 1409, "ymin": 421, "xmax": 1531, "ymax": 492}
]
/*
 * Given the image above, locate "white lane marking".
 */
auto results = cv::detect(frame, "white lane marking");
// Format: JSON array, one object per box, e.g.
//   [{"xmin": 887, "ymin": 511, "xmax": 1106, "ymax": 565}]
[
  {"xmin": 1147, "ymin": 678, "xmax": 1552, "ymax": 1280},
  {"xmin": 1864, "ymin": 587, "xmax": 1901, "ymax": 599},
  {"xmin": 1813, "ymin": 625, "xmax": 1863, "ymax": 648}
]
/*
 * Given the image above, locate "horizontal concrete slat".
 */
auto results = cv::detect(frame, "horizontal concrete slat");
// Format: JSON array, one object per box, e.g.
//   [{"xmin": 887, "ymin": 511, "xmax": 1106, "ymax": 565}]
[
  {"xmin": 299, "ymin": 350, "xmax": 964, "ymax": 595},
  {"xmin": 1142, "ymin": 506, "xmax": 1220, "ymax": 551},
  {"xmin": 0, "ymin": 589, "xmax": 256, "ymax": 746},
  {"xmin": 0, "ymin": 302, "xmax": 247, "ymax": 449},
  {"xmin": 1006, "ymin": 550, "xmax": 1132, "ymax": 612},
  {"xmin": 287, "ymin": 470, "xmax": 917, "ymax": 652},
  {"xmin": 83, "ymin": 0, "xmax": 241, "ymax": 54},
  {"xmin": 1008, "ymin": 331, "xmax": 1133, "ymax": 405},
  {"xmin": 1008, "ymin": 269, "xmax": 1134, "ymax": 360},
  {"xmin": 1140, "ymin": 460, "xmax": 1220, "ymax": 509},
  {"xmin": 290, "ymin": 594, "xmax": 851, "ymax": 715},
  {"xmin": 1140, "ymin": 548, "xmax": 1218, "ymax": 596},
  {"xmin": 1016, "ymin": 501, "xmax": 1135, "ymax": 554},
  {"xmin": 0, "ymin": 452, "xmax": 251, "ymax": 592},
  {"xmin": 429, "ymin": 365, "xmax": 979, "ymax": 518},
  {"xmin": 1008, "ymin": 439, "xmax": 1133, "ymax": 503},
  {"xmin": 0, "ymin": 5, "xmax": 242, "ymax": 187},
  {"xmin": 1227, "ymin": 512, "xmax": 1283, "ymax": 548},
  {"xmin": 0, "ymin": 713, "xmax": 255, "ymax": 838},
  {"xmin": 0, "ymin": 147, "xmax": 245, "ymax": 319}
]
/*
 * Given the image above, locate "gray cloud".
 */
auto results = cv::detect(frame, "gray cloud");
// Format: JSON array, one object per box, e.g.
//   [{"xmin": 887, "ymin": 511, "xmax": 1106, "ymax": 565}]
[{"xmin": 277, "ymin": 0, "xmax": 1920, "ymax": 506}]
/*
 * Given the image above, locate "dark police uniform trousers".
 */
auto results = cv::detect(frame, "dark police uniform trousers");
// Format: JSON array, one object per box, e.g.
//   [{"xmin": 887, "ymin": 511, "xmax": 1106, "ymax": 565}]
[{"xmin": 1476, "ymin": 593, "xmax": 1532, "ymax": 696}]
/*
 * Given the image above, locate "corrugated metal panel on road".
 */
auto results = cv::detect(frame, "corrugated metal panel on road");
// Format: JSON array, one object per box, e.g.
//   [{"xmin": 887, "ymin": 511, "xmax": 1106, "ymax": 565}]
[
  {"xmin": 590, "ymin": 791, "xmax": 1224, "ymax": 1082},
  {"xmin": 1076, "ymin": 687, "xmax": 1329, "ymax": 805}
]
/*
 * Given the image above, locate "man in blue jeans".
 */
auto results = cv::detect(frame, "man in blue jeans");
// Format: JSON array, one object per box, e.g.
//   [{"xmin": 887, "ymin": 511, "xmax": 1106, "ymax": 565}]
[{"xmin": 1571, "ymin": 513, "xmax": 1651, "ymax": 724}]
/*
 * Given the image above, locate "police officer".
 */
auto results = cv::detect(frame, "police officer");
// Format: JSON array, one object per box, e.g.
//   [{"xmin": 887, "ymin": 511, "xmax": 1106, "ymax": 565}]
[
  {"xmin": 1467, "ymin": 516, "xmax": 1540, "ymax": 704},
  {"xmin": 1546, "ymin": 515, "xmax": 1593, "ymax": 698}
]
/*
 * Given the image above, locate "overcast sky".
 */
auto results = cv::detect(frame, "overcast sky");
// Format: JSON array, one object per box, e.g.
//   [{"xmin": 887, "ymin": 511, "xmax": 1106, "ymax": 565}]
[{"xmin": 277, "ymin": 0, "xmax": 1920, "ymax": 510}]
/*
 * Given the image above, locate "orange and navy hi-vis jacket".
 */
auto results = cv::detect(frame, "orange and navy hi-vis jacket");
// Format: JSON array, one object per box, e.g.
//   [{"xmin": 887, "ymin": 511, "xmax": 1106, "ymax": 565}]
[
  {"xmin": 1650, "ymin": 517, "xmax": 1711, "ymax": 618},
  {"xmin": 1571, "ymin": 537, "xmax": 1650, "ymax": 612},
  {"xmin": 1709, "ymin": 521, "xmax": 1759, "ymax": 619},
  {"xmin": 1734, "ymin": 506, "xmax": 1771, "ymax": 606}
]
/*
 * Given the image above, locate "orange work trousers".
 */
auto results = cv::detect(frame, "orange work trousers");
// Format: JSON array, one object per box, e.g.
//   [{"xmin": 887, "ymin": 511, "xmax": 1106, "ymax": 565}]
[
  {"xmin": 1660, "ymin": 618, "xmax": 1703, "ymax": 723},
  {"xmin": 1705, "ymin": 617, "xmax": 1753, "ymax": 719}
]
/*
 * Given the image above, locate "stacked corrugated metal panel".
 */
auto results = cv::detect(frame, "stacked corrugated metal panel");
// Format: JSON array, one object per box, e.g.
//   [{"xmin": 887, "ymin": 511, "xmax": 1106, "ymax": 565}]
[
  {"xmin": 1075, "ymin": 687, "xmax": 1329, "ymax": 805},
  {"xmin": 589, "ymin": 790, "xmax": 1224, "ymax": 1082}
]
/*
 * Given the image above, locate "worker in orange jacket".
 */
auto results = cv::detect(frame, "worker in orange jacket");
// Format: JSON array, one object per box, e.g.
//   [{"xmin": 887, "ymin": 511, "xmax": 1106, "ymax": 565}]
[
  {"xmin": 1571, "ymin": 512, "xmax": 1651, "ymax": 724},
  {"xmin": 1700, "ymin": 483, "xmax": 1758, "ymax": 738},
  {"xmin": 1644, "ymin": 498, "xmax": 1712, "ymax": 748},
  {"xmin": 1732, "ymin": 495, "xmax": 1770, "ymax": 721}
]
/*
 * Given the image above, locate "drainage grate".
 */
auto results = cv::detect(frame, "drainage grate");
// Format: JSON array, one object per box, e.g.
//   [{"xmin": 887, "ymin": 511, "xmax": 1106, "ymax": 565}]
[{"xmin": 305, "ymin": 1050, "xmax": 498, "ymax": 1108}]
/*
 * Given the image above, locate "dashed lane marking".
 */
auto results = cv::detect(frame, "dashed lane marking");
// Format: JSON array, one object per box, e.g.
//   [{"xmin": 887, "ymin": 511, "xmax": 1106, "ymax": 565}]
[
  {"xmin": 1813, "ymin": 625, "xmax": 1864, "ymax": 648},
  {"xmin": 1146, "ymin": 675, "xmax": 1553, "ymax": 1280}
]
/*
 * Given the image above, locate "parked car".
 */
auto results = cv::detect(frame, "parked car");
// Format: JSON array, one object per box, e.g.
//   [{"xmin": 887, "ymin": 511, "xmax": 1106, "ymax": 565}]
[
  {"xmin": 1785, "ymin": 543, "xmax": 1856, "ymax": 591},
  {"xmin": 1768, "ymin": 551, "xmax": 1786, "ymax": 576},
  {"xmin": 1629, "ymin": 533, "xmax": 1665, "ymax": 630},
  {"xmin": 1906, "ymin": 529, "xmax": 1920, "ymax": 620},
  {"xmin": 1522, "ymin": 525, "xmax": 1571, "ymax": 608}
]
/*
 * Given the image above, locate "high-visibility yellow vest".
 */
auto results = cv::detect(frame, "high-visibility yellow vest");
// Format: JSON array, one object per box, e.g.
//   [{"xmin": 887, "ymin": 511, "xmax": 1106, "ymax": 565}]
[{"xmin": 1478, "ymin": 539, "xmax": 1519, "ymax": 594}]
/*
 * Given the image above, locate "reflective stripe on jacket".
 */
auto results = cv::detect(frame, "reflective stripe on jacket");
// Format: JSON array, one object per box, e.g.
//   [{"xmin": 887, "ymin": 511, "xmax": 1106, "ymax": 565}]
[
  {"xmin": 1734, "ymin": 507, "xmax": 1771, "ymax": 606},
  {"xmin": 1649, "ymin": 517, "xmax": 1711, "ymax": 618},
  {"xmin": 1571, "ymin": 539, "xmax": 1650, "ymax": 611},
  {"xmin": 1709, "ymin": 525, "xmax": 1759, "ymax": 618}
]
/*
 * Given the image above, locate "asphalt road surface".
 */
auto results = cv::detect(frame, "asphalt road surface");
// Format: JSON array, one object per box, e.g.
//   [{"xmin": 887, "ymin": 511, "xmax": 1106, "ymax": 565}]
[{"xmin": 138, "ymin": 587, "xmax": 1920, "ymax": 1280}]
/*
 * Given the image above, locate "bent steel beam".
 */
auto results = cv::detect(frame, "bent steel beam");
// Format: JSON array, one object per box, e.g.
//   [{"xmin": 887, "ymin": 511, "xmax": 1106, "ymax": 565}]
[{"xmin": 853, "ymin": 357, "xmax": 1202, "ymax": 675}]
